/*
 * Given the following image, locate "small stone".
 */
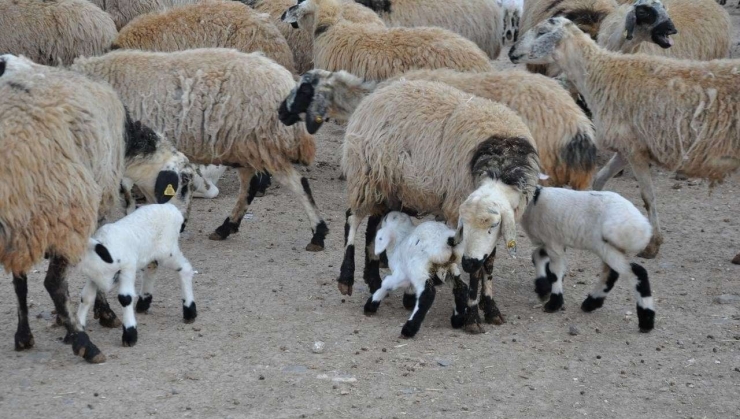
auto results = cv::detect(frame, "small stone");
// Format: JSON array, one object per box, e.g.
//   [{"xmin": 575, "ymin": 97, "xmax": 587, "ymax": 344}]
[
  {"xmin": 734, "ymin": 367, "xmax": 740, "ymax": 373},
  {"xmin": 580, "ymin": 391, "xmax": 585, "ymax": 395},
  {"xmin": 672, "ymin": 183, "xmax": 682, "ymax": 190},
  {"xmin": 596, "ymin": 355, "xmax": 602, "ymax": 360},
  {"xmin": 595, "ymin": 328, "xmax": 601, "ymax": 334},
  {"xmin": 732, "ymin": 254, "xmax": 740, "ymax": 265},
  {"xmin": 382, "ymin": 348, "xmax": 387, "ymax": 352},
  {"xmin": 713, "ymin": 294, "xmax": 740, "ymax": 305},
  {"xmin": 94, "ymin": 393, "xmax": 99, "ymax": 397},
  {"xmin": 674, "ymin": 172, "xmax": 688, "ymax": 181},
  {"xmin": 436, "ymin": 359, "xmax": 452, "ymax": 367},
  {"xmin": 340, "ymin": 390, "xmax": 350, "ymax": 396},
  {"xmin": 258, "ymin": 375, "xmax": 265, "ymax": 380},
  {"xmin": 707, "ymin": 335, "xmax": 715, "ymax": 340},
  {"xmin": 713, "ymin": 348, "xmax": 718, "ymax": 353},
  {"xmin": 353, "ymin": 330, "xmax": 359, "ymax": 334},
  {"xmin": 568, "ymin": 325, "xmax": 580, "ymax": 336},
  {"xmin": 312, "ymin": 341, "xmax": 326, "ymax": 354}
]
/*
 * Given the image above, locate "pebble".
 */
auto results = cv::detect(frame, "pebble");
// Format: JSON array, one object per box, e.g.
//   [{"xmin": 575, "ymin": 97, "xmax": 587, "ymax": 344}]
[
  {"xmin": 568, "ymin": 325, "xmax": 580, "ymax": 336},
  {"xmin": 436, "ymin": 359, "xmax": 452, "ymax": 367},
  {"xmin": 733, "ymin": 254, "xmax": 740, "ymax": 265},
  {"xmin": 672, "ymin": 183, "xmax": 682, "ymax": 190},
  {"xmin": 595, "ymin": 328, "xmax": 601, "ymax": 334},
  {"xmin": 714, "ymin": 294, "xmax": 740, "ymax": 305},
  {"xmin": 312, "ymin": 341, "xmax": 326, "ymax": 354}
]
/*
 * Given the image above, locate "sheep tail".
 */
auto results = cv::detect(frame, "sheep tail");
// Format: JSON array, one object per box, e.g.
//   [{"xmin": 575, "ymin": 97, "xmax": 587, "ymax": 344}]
[{"xmin": 559, "ymin": 128, "xmax": 597, "ymax": 190}]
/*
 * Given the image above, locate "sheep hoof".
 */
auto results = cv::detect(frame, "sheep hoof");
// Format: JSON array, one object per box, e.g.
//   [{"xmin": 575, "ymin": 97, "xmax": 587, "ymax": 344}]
[
  {"xmin": 337, "ymin": 282, "xmax": 353, "ymax": 296},
  {"xmin": 450, "ymin": 313, "xmax": 466, "ymax": 329},
  {"xmin": 637, "ymin": 305, "xmax": 655, "ymax": 333},
  {"xmin": 543, "ymin": 293, "xmax": 564, "ymax": 313},
  {"xmin": 121, "ymin": 326, "xmax": 138, "ymax": 347},
  {"xmin": 63, "ymin": 331, "xmax": 74, "ymax": 344},
  {"xmin": 305, "ymin": 242, "xmax": 324, "ymax": 252},
  {"xmin": 14, "ymin": 332, "xmax": 35, "ymax": 351},
  {"xmin": 208, "ymin": 231, "xmax": 228, "ymax": 241},
  {"xmin": 463, "ymin": 309, "xmax": 484, "ymax": 334},
  {"xmin": 485, "ymin": 313, "xmax": 505, "ymax": 325},
  {"xmin": 534, "ymin": 277, "xmax": 552, "ymax": 301},
  {"xmin": 72, "ymin": 332, "xmax": 106, "ymax": 363},
  {"xmin": 364, "ymin": 297, "xmax": 380, "ymax": 315},
  {"xmin": 402, "ymin": 293, "xmax": 416, "ymax": 310},
  {"xmin": 463, "ymin": 323, "xmax": 484, "ymax": 335},
  {"xmin": 400, "ymin": 322, "xmax": 420, "ymax": 338},
  {"xmin": 99, "ymin": 315, "xmax": 122, "ymax": 328},
  {"xmin": 580, "ymin": 296, "xmax": 604, "ymax": 312},
  {"xmin": 183, "ymin": 302, "xmax": 197, "ymax": 323},
  {"xmin": 136, "ymin": 295, "xmax": 153, "ymax": 314}
]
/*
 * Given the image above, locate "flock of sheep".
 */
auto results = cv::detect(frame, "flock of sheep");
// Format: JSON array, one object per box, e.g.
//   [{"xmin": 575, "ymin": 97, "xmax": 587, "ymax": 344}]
[{"xmin": 0, "ymin": 0, "xmax": 737, "ymax": 365}]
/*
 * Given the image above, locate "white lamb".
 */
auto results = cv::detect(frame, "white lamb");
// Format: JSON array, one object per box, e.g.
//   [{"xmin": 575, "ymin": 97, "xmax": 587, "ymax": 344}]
[
  {"xmin": 521, "ymin": 186, "xmax": 655, "ymax": 332},
  {"xmin": 76, "ymin": 203, "xmax": 196, "ymax": 347},
  {"xmin": 363, "ymin": 212, "xmax": 463, "ymax": 338}
]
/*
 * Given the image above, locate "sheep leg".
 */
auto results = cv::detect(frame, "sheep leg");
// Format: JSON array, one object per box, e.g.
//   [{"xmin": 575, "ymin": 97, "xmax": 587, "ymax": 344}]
[
  {"xmin": 93, "ymin": 290, "xmax": 121, "ymax": 328},
  {"xmin": 581, "ymin": 263, "xmax": 618, "ymax": 313},
  {"xmin": 629, "ymin": 263, "xmax": 655, "ymax": 332},
  {"xmin": 463, "ymin": 268, "xmax": 484, "ymax": 334},
  {"xmin": 363, "ymin": 214, "xmax": 383, "ymax": 293},
  {"xmin": 592, "ymin": 152, "xmax": 627, "ymax": 191},
  {"xmin": 543, "ymin": 249, "xmax": 566, "ymax": 313},
  {"xmin": 401, "ymin": 280, "xmax": 436, "ymax": 338},
  {"xmin": 363, "ymin": 271, "xmax": 410, "ymax": 315},
  {"xmin": 120, "ymin": 179, "xmax": 136, "ymax": 215},
  {"xmin": 251, "ymin": 171, "xmax": 272, "ymax": 198},
  {"xmin": 161, "ymin": 250, "xmax": 197, "ymax": 323},
  {"xmin": 450, "ymin": 274, "xmax": 469, "ymax": 329},
  {"xmin": 338, "ymin": 209, "xmax": 365, "ymax": 296},
  {"xmin": 44, "ymin": 256, "xmax": 105, "ymax": 363},
  {"xmin": 629, "ymin": 157, "xmax": 663, "ymax": 258},
  {"xmin": 271, "ymin": 167, "xmax": 328, "ymax": 251},
  {"xmin": 136, "ymin": 261, "xmax": 159, "ymax": 314},
  {"xmin": 532, "ymin": 247, "xmax": 557, "ymax": 300},
  {"xmin": 479, "ymin": 248, "xmax": 504, "ymax": 325},
  {"xmin": 402, "ymin": 287, "xmax": 416, "ymax": 310},
  {"xmin": 117, "ymin": 269, "xmax": 138, "ymax": 347},
  {"xmin": 209, "ymin": 167, "xmax": 257, "ymax": 241},
  {"xmin": 12, "ymin": 273, "xmax": 34, "ymax": 351},
  {"xmin": 76, "ymin": 281, "xmax": 98, "ymax": 329}
]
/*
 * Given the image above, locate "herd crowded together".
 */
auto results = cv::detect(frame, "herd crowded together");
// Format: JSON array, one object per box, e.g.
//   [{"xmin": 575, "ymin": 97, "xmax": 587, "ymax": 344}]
[{"xmin": 0, "ymin": 0, "xmax": 737, "ymax": 364}]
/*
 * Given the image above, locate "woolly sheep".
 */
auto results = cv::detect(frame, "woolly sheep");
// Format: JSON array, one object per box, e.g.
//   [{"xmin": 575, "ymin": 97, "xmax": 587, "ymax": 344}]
[
  {"xmin": 510, "ymin": 17, "xmax": 740, "ymax": 259},
  {"xmin": 280, "ymin": 75, "xmax": 540, "ymax": 333},
  {"xmin": 71, "ymin": 48, "xmax": 329, "ymax": 250},
  {"xmin": 89, "ymin": 0, "xmax": 201, "ymax": 30},
  {"xmin": 0, "ymin": 55, "xmax": 125, "ymax": 363},
  {"xmin": 247, "ymin": 0, "xmax": 385, "ymax": 74},
  {"xmin": 354, "ymin": 0, "xmax": 504, "ymax": 58},
  {"xmin": 76, "ymin": 203, "xmax": 196, "ymax": 347},
  {"xmin": 281, "ymin": 0, "xmax": 493, "ymax": 81},
  {"xmin": 0, "ymin": 0, "xmax": 117, "ymax": 66},
  {"xmin": 363, "ymin": 212, "xmax": 463, "ymax": 338},
  {"xmin": 522, "ymin": 187, "xmax": 655, "ymax": 332},
  {"xmin": 112, "ymin": 0, "xmax": 296, "ymax": 74}
]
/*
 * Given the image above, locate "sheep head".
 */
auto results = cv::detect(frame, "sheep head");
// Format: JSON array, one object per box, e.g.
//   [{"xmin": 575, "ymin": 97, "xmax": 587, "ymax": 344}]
[
  {"xmin": 281, "ymin": 0, "xmax": 316, "ymax": 30},
  {"xmin": 624, "ymin": 0, "xmax": 676, "ymax": 48},
  {"xmin": 509, "ymin": 17, "xmax": 574, "ymax": 65}
]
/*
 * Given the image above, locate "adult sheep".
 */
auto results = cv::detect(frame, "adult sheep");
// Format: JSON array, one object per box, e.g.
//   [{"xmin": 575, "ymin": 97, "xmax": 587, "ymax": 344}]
[
  {"xmin": 71, "ymin": 48, "xmax": 329, "ymax": 250},
  {"xmin": 281, "ymin": 0, "xmax": 493, "ymax": 81},
  {"xmin": 509, "ymin": 17, "xmax": 740, "ymax": 259},
  {"xmin": 0, "ymin": 0, "xmax": 117, "ymax": 66},
  {"xmin": 113, "ymin": 0, "xmax": 296, "ymax": 73},
  {"xmin": 354, "ymin": 0, "xmax": 504, "ymax": 59},
  {"xmin": 89, "ymin": 0, "xmax": 200, "ymax": 30}
]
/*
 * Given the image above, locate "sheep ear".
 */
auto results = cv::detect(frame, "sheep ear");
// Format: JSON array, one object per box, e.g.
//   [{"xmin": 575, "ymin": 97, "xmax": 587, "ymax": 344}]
[
  {"xmin": 93, "ymin": 242, "xmax": 114, "ymax": 264},
  {"xmin": 453, "ymin": 218, "xmax": 464, "ymax": 245},
  {"xmin": 154, "ymin": 170, "xmax": 180, "ymax": 204},
  {"xmin": 374, "ymin": 226, "xmax": 394, "ymax": 255},
  {"xmin": 501, "ymin": 205, "xmax": 517, "ymax": 258},
  {"xmin": 625, "ymin": 7, "xmax": 637, "ymax": 40}
]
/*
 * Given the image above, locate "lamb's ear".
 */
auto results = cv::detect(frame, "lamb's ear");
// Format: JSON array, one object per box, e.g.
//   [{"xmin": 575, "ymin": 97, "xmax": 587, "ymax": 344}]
[
  {"xmin": 625, "ymin": 6, "xmax": 637, "ymax": 40},
  {"xmin": 501, "ymin": 205, "xmax": 517, "ymax": 258},
  {"xmin": 154, "ymin": 170, "xmax": 179, "ymax": 204},
  {"xmin": 90, "ymin": 240, "xmax": 114, "ymax": 264},
  {"xmin": 374, "ymin": 225, "xmax": 394, "ymax": 256},
  {"xmin": 453, "ymin": 217, "xmax": 464, "ymax": 245}
]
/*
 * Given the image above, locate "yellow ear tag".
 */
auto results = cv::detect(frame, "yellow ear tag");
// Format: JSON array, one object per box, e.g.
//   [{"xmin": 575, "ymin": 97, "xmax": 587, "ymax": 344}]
[
  {"xmin": 164, "ymin": 184, "xmax": 176, "ymax": 196},
  {"xmin": 314, "ymin": 115, "xmax": 323, "ymax": 123},
  {"xmin": 507, "ymin": 240, "xmax": 516, "ymax": 249}
]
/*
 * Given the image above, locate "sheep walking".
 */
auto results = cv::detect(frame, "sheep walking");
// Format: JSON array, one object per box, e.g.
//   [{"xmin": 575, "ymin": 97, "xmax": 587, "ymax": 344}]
[
  {"xmin": 510, "ymin": 17, "xmax": 740, "ymax": 259},
  {"xmin": 521, "ymin": 187, "xmax": 655, "ymax": 332},
  {"xmin": 281, "ymin": 0, "xmax": 493, "ymax": 81},
  {"xmin": 363, "ymin": 212, "xmax": 463, "ymax": 338},
  {"xmin": 0, "ymin": 0, "xmax": 117, "ymax": 66},
  {"xmin": 76, "ymin": 204, "xmax": 196, "ymax": 347},
  {"xmin": 71, "ymin": 48, "xmax": 328, "ymax": 250},
  {"xmin": 89, "ymin": 0, "xmax": 201, "ymax": 30}
]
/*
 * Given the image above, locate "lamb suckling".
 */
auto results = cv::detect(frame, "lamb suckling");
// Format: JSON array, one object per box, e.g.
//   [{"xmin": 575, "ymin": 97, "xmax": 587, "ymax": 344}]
[
  {"xmin": 76, "ymin": 203, "xmax": 197, "ymax": 347},
  {"xmin": 521, "ymin": 186, "xmax": 655, "ymax": 332},
  {"xmin": 363, "ymin": 212, "xmax": 464, "ymax": 338}
]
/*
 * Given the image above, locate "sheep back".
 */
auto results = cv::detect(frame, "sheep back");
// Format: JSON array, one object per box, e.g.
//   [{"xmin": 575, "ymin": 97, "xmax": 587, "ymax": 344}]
[{"xmin": 90, "ymin": 0, "xmax": 201, "ymax": 30}]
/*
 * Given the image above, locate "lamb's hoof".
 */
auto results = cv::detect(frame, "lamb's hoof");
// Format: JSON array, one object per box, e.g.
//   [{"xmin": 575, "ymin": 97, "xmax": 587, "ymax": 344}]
[
  {"xmin": 543, "ymin": 293, "xmax": 564, "ymax": 313},
  {"xmin": 731, "ymin": 253, "xmax": 740, "ymax": 265},
  {"xmin": 364, "ymin": 298, "xmax": 380, "ymax": 315},
  {"xmin": 63, "ymin": 331, "xmax": 74, "ymax": 344},
  {"xmin": 99, "ymin": 314, "xmax": 121, "ymax": 328},
  {"xmin": 122, "ymin": 326, "xmax": 138, "ymax": 347},
  {"xmin": 463, "ymin": 309, "xmax": 484, "ymax": 334},
  {"xmin": 72, "ymin": 332, "xmax": 106, "ymax": 363},
  {"xmin": 305, "ymin": 242, "xmax": 324, "ymax": 252},
  {"xmin": 402, "ymin": 293, "xmax": 416, "ymax": 310},
  {"xmin": 136, "ymin": 295, "xmax": 153, "ymax": 314},
  {"xmin": 463, "ymin": 322, "xmax": 484, "ymax": 335},
  {"xmin": 400, "ymin": 322, "xmax": 420, "ymax": 338},
  {"xmin": 208, "ymin": 231, "xmax": 227, "ymax": 241},
  {"xmin": 254, "ymin": 190, "xmax": 266, "ymax": 198},
  {"xmin": 337, "ymin": 282, "xmax": 353, "ymax": 296},
  {"xmin": 450, "ymin": 312, "xmax": 466, "ymax": 329},
  {"xmin": 580, "ymin": 296, "xmax": 604, "ymax": 312},
  {"xmin": 534, "ymin": 277, "xmax": 552, "ymax": 301},
  {"xmin": 485, "ymin": 313, "xmax": 505, "ymax": 325},
  {"xmin": 183, "ymin": 302, "xmax": 197, "ymax": 323},
  {"xmin": 637, "ymin": 306, "xmax": 655, "ymax": 333},
  {"xmin": 14, "ymin": 332, "xmax": 35, "ymax": 351}
]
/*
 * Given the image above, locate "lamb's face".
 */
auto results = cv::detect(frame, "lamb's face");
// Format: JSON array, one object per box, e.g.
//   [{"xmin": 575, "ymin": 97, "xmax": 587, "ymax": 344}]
[
  {"xmin": 281, "ymin": 0, "xmax": 316, "ymax": 30},
  {"xmin": 509, "ymin": 17, "xmax": 571, "ymax": 65},
  {"xmin": 77, "ymin": 239, "xmax": 121, "ymax": 287},
  {"xmin": 625, "ymin": 0, "xmax": 677, "ymax": 49},
  {"xmin": 457, "ymin": 196, "xmax": 503, "ymax": 273}
]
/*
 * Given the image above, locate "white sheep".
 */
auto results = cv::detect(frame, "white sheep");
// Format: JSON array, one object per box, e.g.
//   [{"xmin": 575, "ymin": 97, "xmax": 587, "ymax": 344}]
[
  {"xmin": 510, "ymin": 17, "xmax": 740, "ymax": 259},
  {"xmin": 363, "ymin": 212, "xmax": 463, "ymax": 338},
  {"xmin": 88, "ymin": 0, "xmax": 201, "ymax": 30},
  {"xmin": 521, "ymin": 186, "xmax": 655, "ymax": 332},
  {"xmin": 76, "ymin": 203, "xmax": 196, "ymax": 347}
]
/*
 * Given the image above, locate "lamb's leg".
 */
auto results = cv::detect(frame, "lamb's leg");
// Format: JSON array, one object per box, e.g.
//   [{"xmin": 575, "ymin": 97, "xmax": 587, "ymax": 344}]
[
  {"xmin": 364, "ymin": 271, "xmax": 409, "ymax": 315},
  {"xmin": 251, "ymin": 171, "xmax": 272, "ymax": 198},
  {"xmin": 629, "ymin": 156, "xmax": 663, "ymax": 258},
  {"xmin": 338, "ymin": 208, "xmax": 364, "ymax": 296},
  {"xmin": 463, "ymin": 267, "xmax": 484, "ymax": 334},
  {"xmin": 116, "ymin": 269, "xmax": 138, "ymax": 347},
  {"xmin": 402, "ymin": 287, "xmax": 416, "ymax": 310},
  {"xmin": 76, "ymin": 281, "xmax": 98, "ymax": 329},
  {"xmin": 543, "ymin": 249, "xmax": 566, "ymax": 313},
  {"xmin": 363, "ymin": 214, "xmax": 383, "ymax": 293},
  {"xmin": 480, "ymin": 248, "xmax": 504, "ymax": 325},
  {"xmin": 44, "ymin": 256, "xmax": 105, "ymax": 363},
  {"xmin": 401, "ymin": 280, "xmax": 436, "ymax": 338},
  {"xmin": 13, "ymin": 273, "xmax": 34, "ymax": 351},
  {"xmin": 136, "ymin": 261, "xmax": 158, "ymax": 313},
  {"xmin": 592, "ymin": 152, "xmax": 627, "ymax": 191},
  {"xmin": 581, "ymin": 263, "xmax": 618, "ymax": 313},
  {"xmin": 161, "ymin": 250, "xmax": 197, "ymax": 323},
  {"xmin": 209, "ymin": 167, "xmax": 256, "ymax": 241},
  {"xmin": 629, "ymin": 263, "xmax": 655, "ymax": 332},
  {"xmin": 532, "ymin": 247, "xmax": 556, "ymax": 300},
  {"xmin": 272, "ymin": 167, "xmax": 328, "ymax": 251},
  {"xmin": 93, "ymin": 290, "xmax": 121, "ymax": 328},
  {"xmin": 450, "ymin": 273, "xmax": 469, "ymax": 329}
]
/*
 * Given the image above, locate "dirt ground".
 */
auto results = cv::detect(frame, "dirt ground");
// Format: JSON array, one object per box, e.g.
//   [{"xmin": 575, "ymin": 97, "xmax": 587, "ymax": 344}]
[{"xmin": 2, "ymin": 5, "xmax": 740, "ymax": 419}]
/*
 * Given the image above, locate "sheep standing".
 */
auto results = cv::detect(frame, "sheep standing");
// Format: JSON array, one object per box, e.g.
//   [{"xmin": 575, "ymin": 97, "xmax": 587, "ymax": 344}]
[
  {"xmin": 521, "ymin": 186, "xmax": 655, "ymax": 332},
  {"xmin": 0, "ymin": 55, "xmax": 126, "ymax": 363},
  {"xmin": 71, "ymin": 48, "xmax": 329, "ymax": 250},
  {"xmin": 510, "ymin": 17, "xmax": 740, "ymax": 258},
  {"xmin": 363, "ymin": 212, "xmax": 463, "ymax": 338},
  {"xmin": 354, "ymin": 0, "xmax": 504, "ymax": 59},
  {"xmin": 113, "ymin": 0, "xmax": 296, "ymax": 74},
  {"xmin": 76, "ymin": 203, "xmax": 196, "ymax": 347},
  {"xmin": 281, "ymin": 0, "xmax": 493, "ymax": 81},
  {"xmin": 281, "ymin": 75, "xmax": 540, "ymax": 332},
  {"xmin": 0, "ymin": 0, "xmax": 117, "ymax": 66},
  {"xmin": 89, "ymin": 0, "xmax": 200, "ymax": 30}
]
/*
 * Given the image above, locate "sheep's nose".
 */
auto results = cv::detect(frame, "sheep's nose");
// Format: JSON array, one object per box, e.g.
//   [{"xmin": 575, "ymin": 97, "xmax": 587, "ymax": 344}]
[
  {"xmin": 461, "ymin": 256, "xmax": 485, "ymax": 273},
  {"xmin": 508, "ymin": 47, "xmax": 521, "ymax": 63}
]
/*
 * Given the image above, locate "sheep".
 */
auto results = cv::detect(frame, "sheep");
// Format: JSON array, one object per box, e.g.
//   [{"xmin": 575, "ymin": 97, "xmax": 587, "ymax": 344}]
[
  {"xmin": 280, "ymin": 75, "xmax": 540, "ymax": 333},
  {"xmin": 363, "ymin": 212, "xmax": 464, "ymax": 338},
  {"xmin": 384, "ymin": 68, "xmax": 597, "ymax": 190},
  {"xmin": 0, "ymin": 0, "xmax": 117, "ymax": 66},
  {"xmin": 499, "ymin": 0, "xmax": 525, "ymax": 45},
  {"xmin": 88, "ymin": 0, "xmax": 201, "ymax": 30},
  {"xmin": 112, "ymin": 0, "xmax": 296, "ymax": 74},
  {"xmin": 521, "ymin": 186, "xmax": 655, "ymax": 332},
  {"xmin": 192, "ymin": 165, "xmax": 227, "ymax": 199},
  {"xmin": 354, "ymin": 0, "xmax": 504, "ymax": 59},
  {"xmin": 76, "ymin": 203, "xmax": 196, "ymax": 347},
  {"xmin": 0, "ymin": 54, "xmax": 126, "ymax": 363},
  {"xmin": 509, "ymin": 17, "xmax": 740, "ymax": 259},
  {"xmin": 247, "ymin": 0, "xmax": 386, "ymax": 74},
  {"xmin": 71, "ymin": 48, "xmax": 329, "ymax": 250},
  {"xmin": 280, "ymin": 0, "xmax": 494, "ymax": 81}
]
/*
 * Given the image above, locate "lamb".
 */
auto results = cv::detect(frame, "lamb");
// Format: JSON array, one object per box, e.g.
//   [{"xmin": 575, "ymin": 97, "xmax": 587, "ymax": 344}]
[
  {"xmin": 247, "ymin": 0, "xmax": 386, "ymax": 74},
  {"xmin": 71, "ymin": 48, "xmax": 329, "ymax": 250},
  {"xmin": 76, "ymin": 203, "xmax": 196, "ymax": 347},
  {"xmin": 0, "ymin": 55, "xmax": 126, "ymax": 363},
  {"xmin": 354, "ymin": 0, "xmax": 504, "ymax": 59},
  {"xmin": 88, "ymin": 0, "xmax": 201, "ymax": 30},
  {"xmin": 281, "ymin": 75, "xmax": 540, "ymax": 332},
  {"xmin": 521, "ymin": 186, "xmax": 655, "ymax": 332},
  {"xmin": 281, "ymin": 0, "xmax": 493, "ymax": 81},
  {"xmin": 509, "ymin": 17, "xmax": 740, "ymax": 259},
  {"xmin": 0, "ymin": 0, "xmax": 117, "ymax": 66},
  {"xmin": 112, "ymin": 0, "xmax": 296, "ymax": 74},
  {"xmin": 363, "ymin": 212, "xmax": 463, "ymax": 338}
]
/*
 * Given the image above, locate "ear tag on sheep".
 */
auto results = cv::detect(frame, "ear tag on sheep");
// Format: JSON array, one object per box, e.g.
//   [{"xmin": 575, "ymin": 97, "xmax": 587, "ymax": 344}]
[
  {"xmin": 314, "ymin": 115, "xmax": 323, "ymax": 123},
  {"xmin": 164, "ymin": 184, "xmax": 176, "ymax": 196},
  {"xmin": 507, "ymin": 239, "xmax": 517, "ymax": 258},
  {"xmin": 538, "ymin": 173, "xmax": 550, "ymax": 180}
]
